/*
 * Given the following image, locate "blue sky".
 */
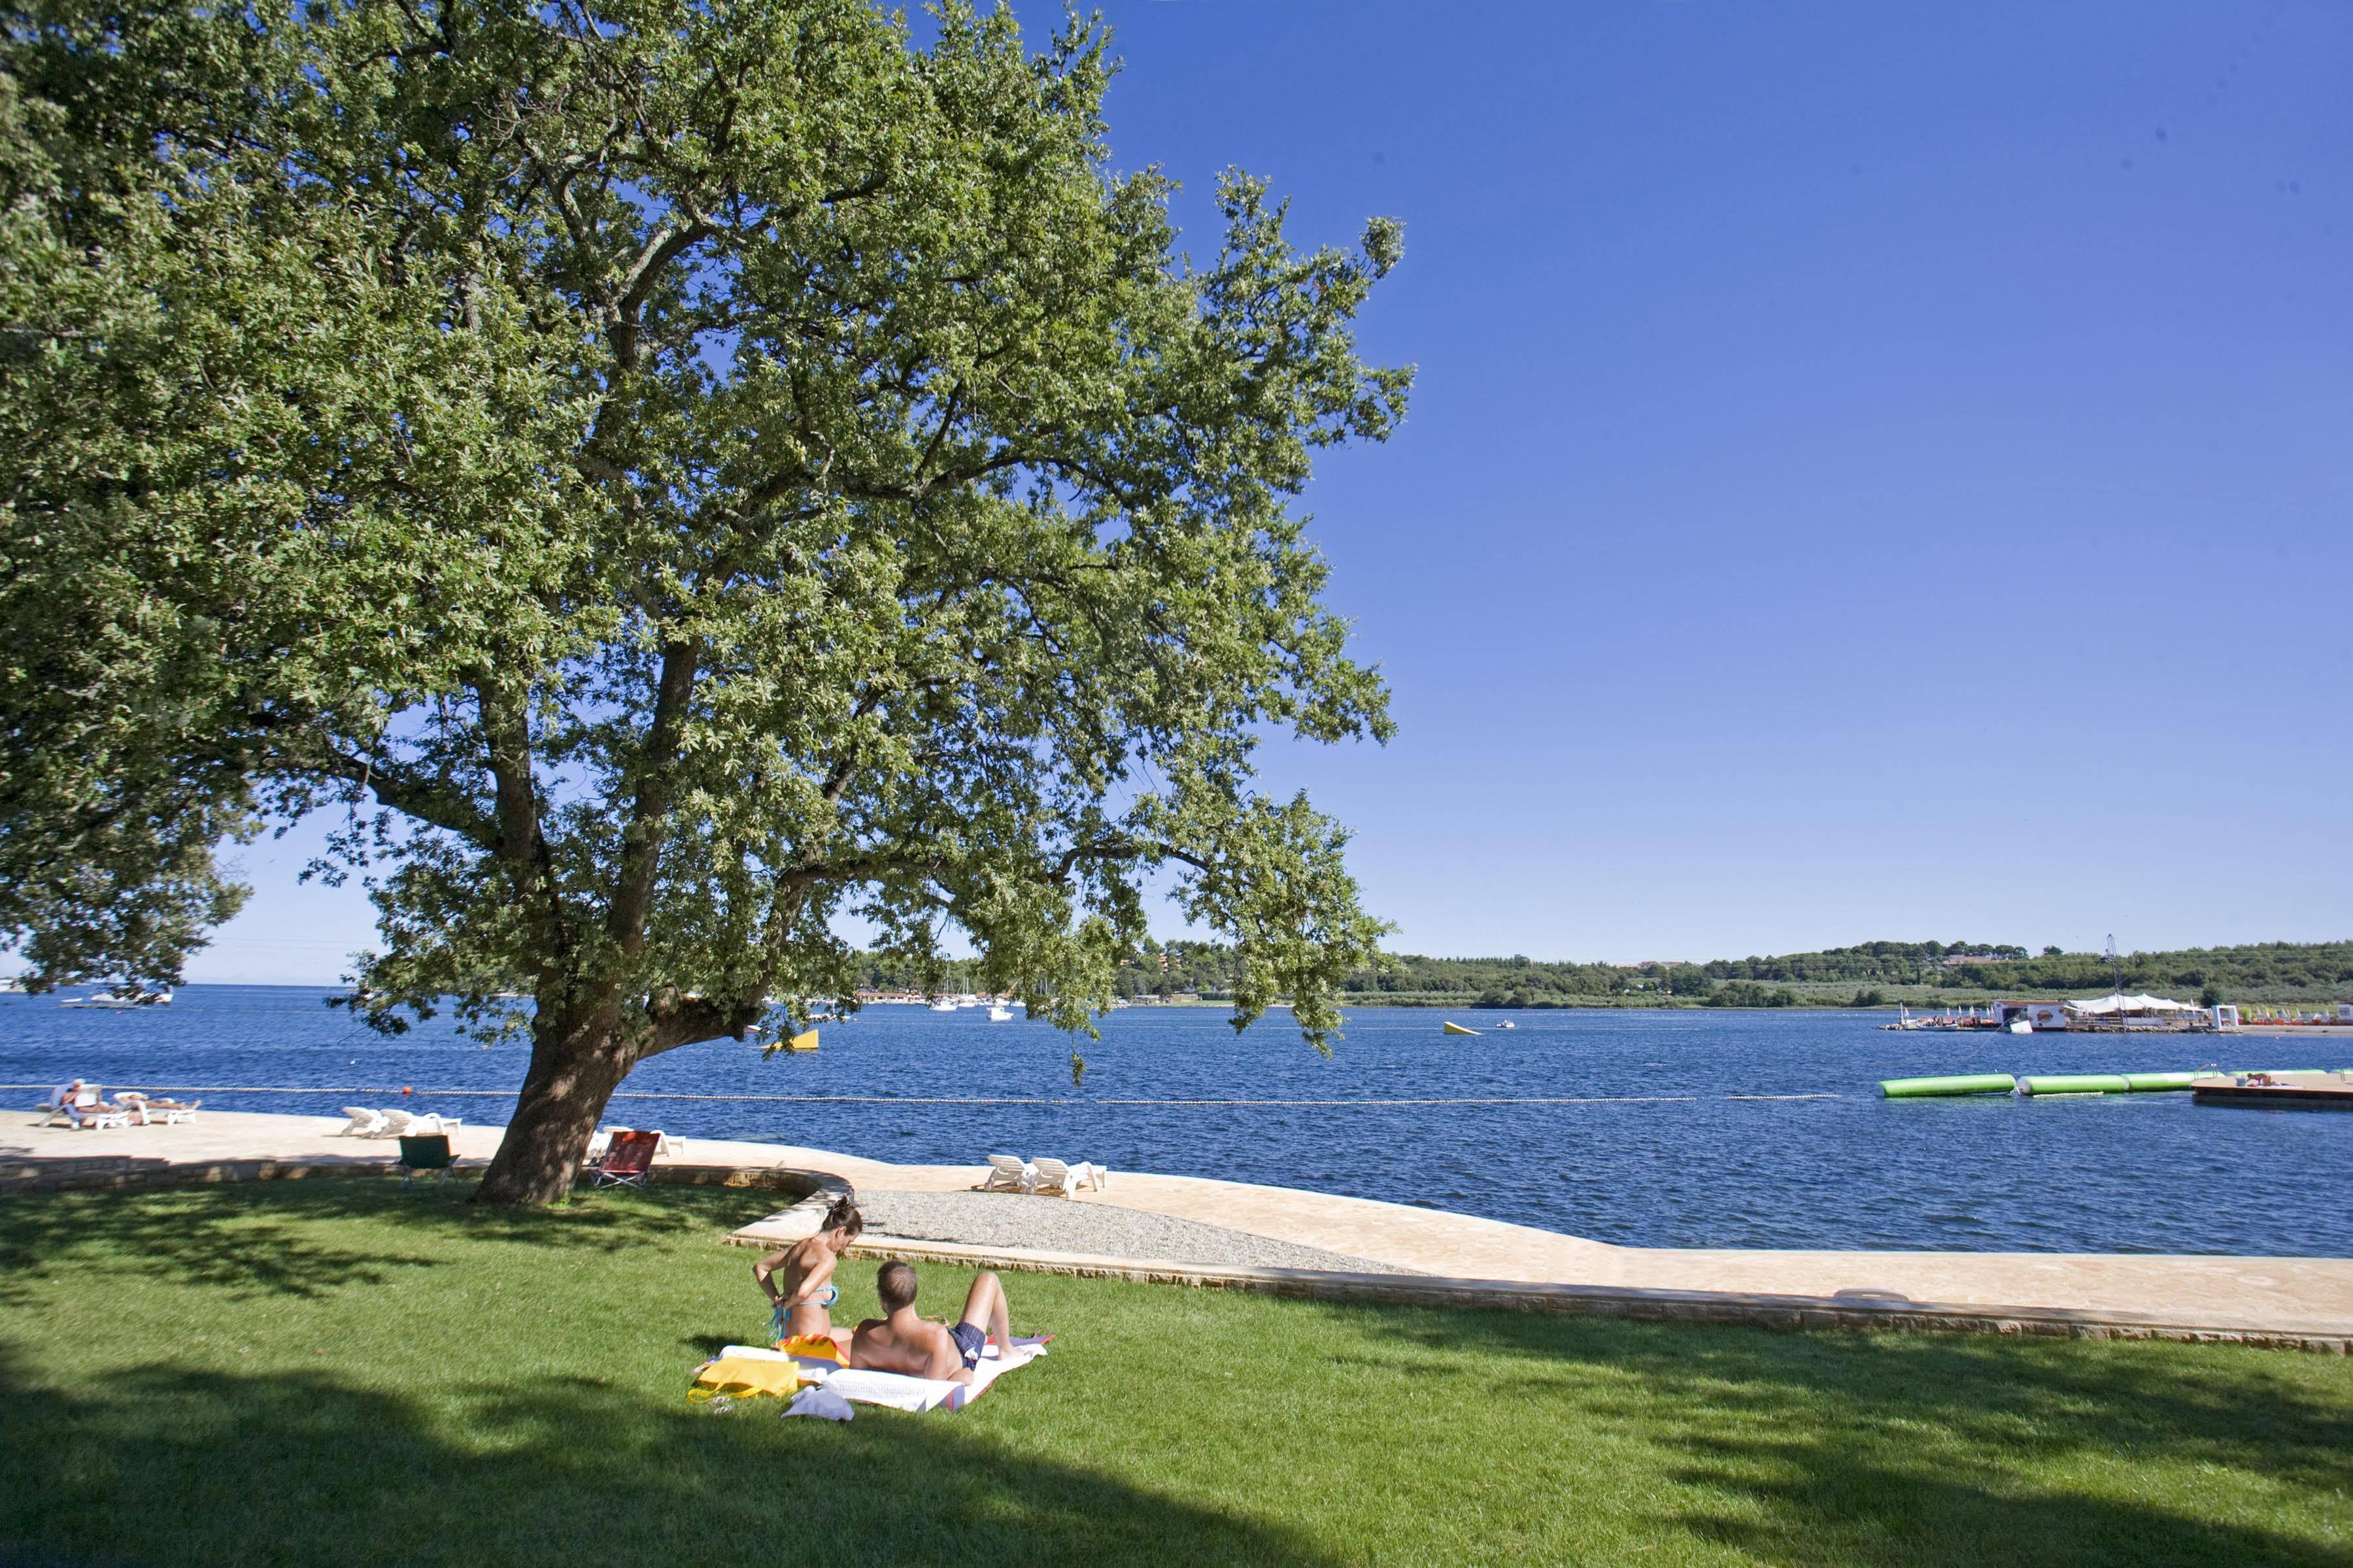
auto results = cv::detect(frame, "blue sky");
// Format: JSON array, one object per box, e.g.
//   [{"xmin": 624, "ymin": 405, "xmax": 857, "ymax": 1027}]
[{"xmin": 186, "ymin": 0, "xmax": 2350, "ymax": 983}]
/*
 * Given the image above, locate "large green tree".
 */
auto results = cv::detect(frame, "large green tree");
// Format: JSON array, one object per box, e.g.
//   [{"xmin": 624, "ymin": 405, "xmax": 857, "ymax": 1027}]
[{"xmin": 0, "ymin": 0, "xmax": 1408, "ymax": 1201}]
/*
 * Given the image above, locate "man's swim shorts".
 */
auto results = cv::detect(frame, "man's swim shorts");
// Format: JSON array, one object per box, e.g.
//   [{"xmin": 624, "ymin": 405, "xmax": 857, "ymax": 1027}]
[{"xmin": 946, "ymin": 1320, "xmax": 986, "ymax": 1370}]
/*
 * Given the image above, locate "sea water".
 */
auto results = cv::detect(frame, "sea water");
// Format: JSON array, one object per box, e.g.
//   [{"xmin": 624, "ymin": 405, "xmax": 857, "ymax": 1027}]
[{"xmin": 3, "ymin": 986, "xmax": 2343, "ymax": 1257}]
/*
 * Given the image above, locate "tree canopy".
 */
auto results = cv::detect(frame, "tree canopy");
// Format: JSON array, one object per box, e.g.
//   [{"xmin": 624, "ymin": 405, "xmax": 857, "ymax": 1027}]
[{"xmin": 0, "ymin": 0, "xmax": 1409, "ymax": 1199}]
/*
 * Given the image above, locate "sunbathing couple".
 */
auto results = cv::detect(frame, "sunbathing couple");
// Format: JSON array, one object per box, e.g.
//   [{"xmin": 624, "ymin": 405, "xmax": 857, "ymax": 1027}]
[{"xmin": 754, "ymin": 1197, "xmax": 1026, "ymax": 1384}]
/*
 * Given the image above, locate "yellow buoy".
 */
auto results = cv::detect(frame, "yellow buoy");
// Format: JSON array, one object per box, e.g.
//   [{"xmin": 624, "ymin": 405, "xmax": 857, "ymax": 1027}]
[
  {"xmin": 787, "ymin": 1028, "xmax": 820, "ymax": 1052},
  {"xmin": 1442, "ymin": 1021, "xmax": 1480, "ymax": 1036}
]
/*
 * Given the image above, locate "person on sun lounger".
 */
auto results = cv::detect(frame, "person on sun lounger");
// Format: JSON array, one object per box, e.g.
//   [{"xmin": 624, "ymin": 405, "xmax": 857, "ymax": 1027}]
[
  {"xmin": 753, "ymin": 1196, "xmax": 863, "ymax": 1348},
  {"xmin": 849, "ymin": 1261, "xmax": 1020, "ymax": 1385}
]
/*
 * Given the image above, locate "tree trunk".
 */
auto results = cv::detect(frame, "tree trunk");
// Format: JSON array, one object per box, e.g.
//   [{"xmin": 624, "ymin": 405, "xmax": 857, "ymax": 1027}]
[{"xmin": 473, "ymin": 1010, "xmax": 636, "ymax": 1206}]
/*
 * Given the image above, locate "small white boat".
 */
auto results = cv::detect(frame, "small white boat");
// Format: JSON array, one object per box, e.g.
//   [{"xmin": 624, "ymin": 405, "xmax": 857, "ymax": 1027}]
[
  {"xmin": 62, "ymin": 986, "xmax": 172, "ymax": 1009},
  {"xmin": 988, "ymin": 1004, "xmax": 1013, "ymax": 1022},
  {"xmin": 927, "ymin": 997, "xmax": 958, "ymax": 1013},
  {"xmin": 1497, "ymin": 1020, "xmax": 1516, "ymax": 1030}
]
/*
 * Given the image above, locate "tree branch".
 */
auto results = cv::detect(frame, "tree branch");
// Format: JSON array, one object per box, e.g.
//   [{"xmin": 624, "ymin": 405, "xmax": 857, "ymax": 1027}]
[
  {"xmin": 266, "ymin": 744, "xmax": 497, "ymax": 851},
  {"xmin": 643, "ymin": 988, "xmax": 762, "ymax": 1054},
  {"xmin": 606, "ymin": 640, "xmax": 700, "ymax": 955},
  {"xmin": 1049, "ymin": 839, "xmax": 1213, "ymax": 882}
]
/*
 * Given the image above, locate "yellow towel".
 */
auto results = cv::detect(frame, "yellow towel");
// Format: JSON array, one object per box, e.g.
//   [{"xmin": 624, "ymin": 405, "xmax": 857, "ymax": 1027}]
[
  {"xmin": 690, "ymin": 1356, "xmax": 818, "ymax": 1401},
  {"xmin": 777, "ymin": 1333, "xmax": 847, "ymax": 1365}
]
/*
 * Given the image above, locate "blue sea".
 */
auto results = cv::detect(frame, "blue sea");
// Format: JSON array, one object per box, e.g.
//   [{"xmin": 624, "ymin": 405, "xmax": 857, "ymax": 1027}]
[{"xmin": 4, "ymin": 986, "xmax": 2345, "ymax": 1257}]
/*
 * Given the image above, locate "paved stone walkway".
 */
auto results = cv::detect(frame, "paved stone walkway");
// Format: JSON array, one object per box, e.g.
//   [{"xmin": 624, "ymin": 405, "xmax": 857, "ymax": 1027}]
[
  {"xmin": 852, "ymin": 1190, "xmax": 1413, "ymax": 1274},
  {"xmin": 10, "ymin": 1109, "xmax": 2350, "ymax": 1341}
]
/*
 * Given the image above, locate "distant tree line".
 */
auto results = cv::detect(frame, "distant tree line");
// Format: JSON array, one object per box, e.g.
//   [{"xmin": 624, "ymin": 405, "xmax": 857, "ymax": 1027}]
[
  {"xmin": 1702, "ymin": 939, "xmax": 2027, "ymax": 982},
  {"xmin": 1932, "ymin": 942, "xmax": 2353, "ymax": 1005},
  {"xmin": 856, "ymin": 938, "xmax": 2353, "ymax": 1009}
]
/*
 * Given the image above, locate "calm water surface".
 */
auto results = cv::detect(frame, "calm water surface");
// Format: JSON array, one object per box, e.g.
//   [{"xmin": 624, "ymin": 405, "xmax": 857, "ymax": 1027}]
[{"xmin": 4, "ymin": 986, "xmax": 2345, "ymax": 1256}]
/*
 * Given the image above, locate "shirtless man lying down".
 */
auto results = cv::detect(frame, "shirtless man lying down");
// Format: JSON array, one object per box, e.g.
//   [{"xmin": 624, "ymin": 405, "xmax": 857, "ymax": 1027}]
[
  {"xmin": 849, "ymin": 1261, "xmax": 1021, "ymax": 1384},
  {"xmin": 752, "ymin": 1196, "xmax": 863, "ymax": 1347}
]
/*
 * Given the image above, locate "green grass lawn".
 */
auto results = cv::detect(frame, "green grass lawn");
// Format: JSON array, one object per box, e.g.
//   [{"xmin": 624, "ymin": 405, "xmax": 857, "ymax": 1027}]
[{"xmin": 3, "ymin": 1182, "xmax": 2349, "ymax": 1567}]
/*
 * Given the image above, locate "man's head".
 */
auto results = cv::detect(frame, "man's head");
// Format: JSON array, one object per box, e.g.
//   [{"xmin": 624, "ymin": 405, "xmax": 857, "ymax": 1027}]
[
  {"xmin": 876, "ymin": 1259, "xmax": 919, "ymax": 1314},
  {"xmin": 822, "ymin": 1196, "xmax": 864, "ymax": 1248}
]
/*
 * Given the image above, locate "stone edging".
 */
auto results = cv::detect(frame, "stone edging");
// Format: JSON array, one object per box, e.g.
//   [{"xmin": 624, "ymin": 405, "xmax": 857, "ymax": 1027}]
[{"xmin": 822, "ymin": 1233, "xmax": 2352, "ymax": 1355}]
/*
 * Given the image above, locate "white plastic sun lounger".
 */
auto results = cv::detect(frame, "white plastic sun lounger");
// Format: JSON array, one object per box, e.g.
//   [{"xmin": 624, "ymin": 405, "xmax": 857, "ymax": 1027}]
[
  {"xmin": 115, "ymin": 1092, "xmax": 199, "ymax": 1126},
  {"xmin": 338, "ymin": 1107, "xmax": 388, "ymax": 1137},
  {"xmin": 1030, "ymin": 1158, "xmax": 1105, "ymax": 1197},
  {"xmin": 981, "ymin": 1154, "xmax": 1036, "ymax": 1192},
  {"xmin": 59, "ymin": 1088, "xmax": 132, "ymax": 1131}
]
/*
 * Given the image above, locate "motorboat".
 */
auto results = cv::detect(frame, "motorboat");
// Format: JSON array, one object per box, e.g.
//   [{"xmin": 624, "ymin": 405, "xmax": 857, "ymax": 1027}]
[
  {"xmin": 988, "ymin": 1004, "xmax": 1013, "ymax": 1022},
  {"xmin": 62, "ymin": 986, "xmax": 172, "ymax": 1008},
  {"xmin": 1496, "ymin": 1020, "xmax": 1516, "ymax": 1030}
]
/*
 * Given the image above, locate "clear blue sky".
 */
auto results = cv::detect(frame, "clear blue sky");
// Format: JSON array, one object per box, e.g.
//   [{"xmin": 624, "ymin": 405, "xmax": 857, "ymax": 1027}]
[{"xmin": 187, "ymin": 0, "xmax": 2350, "ymax": 983}]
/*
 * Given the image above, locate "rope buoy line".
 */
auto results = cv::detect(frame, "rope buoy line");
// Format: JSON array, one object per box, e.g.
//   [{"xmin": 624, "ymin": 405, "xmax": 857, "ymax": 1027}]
[{"xmin": 0, "ymin": 1083, "xmax": 1841, "ymax": 1107}]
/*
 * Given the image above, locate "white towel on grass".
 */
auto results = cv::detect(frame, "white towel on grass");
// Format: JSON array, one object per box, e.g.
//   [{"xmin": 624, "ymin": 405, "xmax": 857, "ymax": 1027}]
[
  {"xmin": 784, "ymin": 1386, "xmax": 855, "ymax": 1421},
  {"xmin": 721, "ymin": 1338, "xmax": 1049, "ymax": 1412}
]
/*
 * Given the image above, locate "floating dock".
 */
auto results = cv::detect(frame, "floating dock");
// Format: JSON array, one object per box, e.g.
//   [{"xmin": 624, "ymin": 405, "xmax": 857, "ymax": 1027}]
[
  {"xmin": 1880, "ymin": 1071, "xmax": 2207, "ymax": 1099},
  {"xmin": 2016, "ymin": 1074, "xmax": 2135, "ymax": 1096},
  {"xmin": 1879, "ymin": 1074, "xmax": 2016, "ymax": 1099},
  {"xmin": 2192, "ymin": 1071, "xmax": 2353, "ymax": 1110},
  {"xmin": 1883, "ymin": 1067, "xmax": 2353, "ymax": 1105}
]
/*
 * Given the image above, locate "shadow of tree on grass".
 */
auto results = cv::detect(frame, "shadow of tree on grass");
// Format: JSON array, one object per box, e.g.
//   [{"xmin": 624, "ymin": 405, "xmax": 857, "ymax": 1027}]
[
  {"xmin": 1346, "ymin": 1303, "xmax": 2353, "ymax": 1567},
  {"xmin": 0, "ymin": 1344, "xmax": 1327, "ymax": 1568},
  {"xmin": 0, "ymin": 1181, "xmax": 756, "ymax": 1305}
]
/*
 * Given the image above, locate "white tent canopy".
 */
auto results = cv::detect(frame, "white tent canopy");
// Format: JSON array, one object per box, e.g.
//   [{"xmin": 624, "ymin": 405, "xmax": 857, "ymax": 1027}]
[{"xmin": 2064, "ymin": 993, "xmax": 2203, "ymax": 1014}]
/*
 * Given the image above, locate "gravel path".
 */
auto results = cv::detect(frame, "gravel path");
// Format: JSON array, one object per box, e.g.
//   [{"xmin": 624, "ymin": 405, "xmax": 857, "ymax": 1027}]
[{"xmin": 853, "ymin": 1189, "xmax": 1419, "ymax": 1275}]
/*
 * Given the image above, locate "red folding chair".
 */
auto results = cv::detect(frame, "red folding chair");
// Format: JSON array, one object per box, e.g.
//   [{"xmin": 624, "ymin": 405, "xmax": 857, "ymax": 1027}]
[{"xmin": 588, "ymin": 1129, "xmax": 660, "ymax": 1188}]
